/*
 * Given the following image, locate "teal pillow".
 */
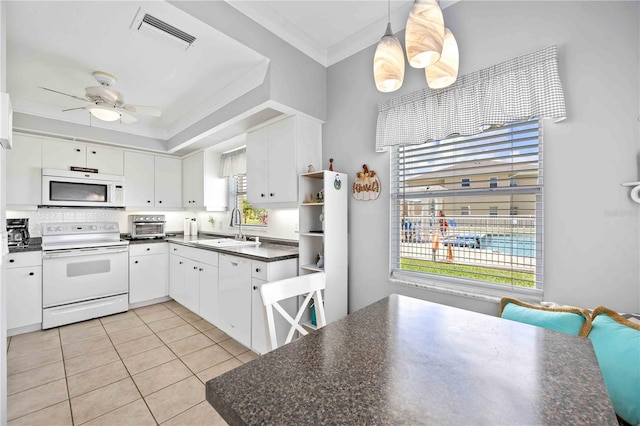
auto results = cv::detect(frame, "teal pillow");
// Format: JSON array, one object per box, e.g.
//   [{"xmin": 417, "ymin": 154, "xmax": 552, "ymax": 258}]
[
  {"xmin": 499, "ymin": 297, "xmax": 592, "ymax": 336},
  {"xmin": 589, "ymin": 307, "xmax": 640, "ymax": 426}
]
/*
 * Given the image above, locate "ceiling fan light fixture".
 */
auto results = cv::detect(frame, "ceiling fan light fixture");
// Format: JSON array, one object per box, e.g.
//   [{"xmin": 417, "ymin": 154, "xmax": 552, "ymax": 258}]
[
  {"xmin": 87, "ymin": 105, "xmax": 121, "ymax": 122},
  {"xmin": 425, "ymin": 28, "xmax": 459, "ymax": 89},
  {"xmin": 374, "ymin": 23, "xmax": 405, "ymax": 93},
  {"xmin": 405, "ymin": 0, "xmax": 445, "ymax": 69}
]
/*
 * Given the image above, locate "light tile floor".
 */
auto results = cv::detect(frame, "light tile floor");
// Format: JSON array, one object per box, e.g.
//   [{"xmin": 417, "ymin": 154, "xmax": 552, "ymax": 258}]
[{"xmin": 6, "ymin": 300, "xmax": 258, "ymax": 425}]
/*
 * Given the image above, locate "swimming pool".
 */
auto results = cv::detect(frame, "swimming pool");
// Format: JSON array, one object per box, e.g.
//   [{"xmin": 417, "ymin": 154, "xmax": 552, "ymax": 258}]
[{"xmin": 481, "ymin": 234, "xmax": 536, "ymax": 257}]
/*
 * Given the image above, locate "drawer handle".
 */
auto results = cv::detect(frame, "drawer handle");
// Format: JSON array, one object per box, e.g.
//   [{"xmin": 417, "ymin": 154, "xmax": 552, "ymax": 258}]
[
  {"xmin": 9, "ymin": 259, "xmax": 14, "ymax": 263},
  {"xmin": 147, "ymin": 200, "xmax": 151, "ymax": 203},
  {"xmin": 179, "ymin": 261, "xmax": 183, "ymax": 265},
  {"xmin": 199, "ymin": 268, "xmax": 203, "ymax": 272},
  {"xmin": 159, "ymin": 200, "xmax": 163, "ymax": 203},
  {"xmin": 75, "ymin": 148, "xmax": 81, "ymax": 152},
  {"xmin": 255, "ymin": 268, "xmax": 261, "ymax": 273},
  {"xmin": 92, "ymin": 150, "xmax": 96, "ymax": 154},
  {"xmin": 29, "ymin": 272, "xmax": 34, "ymax": 276},
  {"xmin": 253, "ymin": 285, "xmax": 258, "ymax": 290},
  {"xmin": 193, "ymin": 266, "xmax": 198, "ymax": 270},
  {"xmin": 260, "ymin": 193, "xmax": 265, "ymax": 198},
  {"xmin": 173, "ymin": 248, "xmax": 177, "ymax": 251},
  {"xmin": 146, "ymin": 248, "xmax": 150, "ymax": 251},
  {"xmin": 270, "ymin": 193, "xmax": 274, "ymax": 197},
  {"xmin": 134, "ymin": 260, "xmax": 139, "ymax": 264}
]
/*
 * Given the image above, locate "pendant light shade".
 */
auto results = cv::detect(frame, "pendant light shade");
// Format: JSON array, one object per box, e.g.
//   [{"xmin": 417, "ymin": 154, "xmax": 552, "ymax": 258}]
[
  {"xmin": 374, "ymin": 23, "xmax": 405, "ymax": 93},
  {"xmin": 425, "ymin": 28, "xmax": 459, "ymax": 89},
  {"xmin": 405, "ymin": 0, "xmax": 445, "ymax": 69}
]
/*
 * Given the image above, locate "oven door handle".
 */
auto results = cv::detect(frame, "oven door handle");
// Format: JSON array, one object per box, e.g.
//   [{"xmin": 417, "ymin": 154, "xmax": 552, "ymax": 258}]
[
  {"xmin": 133, "ymin": 221, "xmax": 166, "ymax": 225},
  {"xmin": 43, "ymin": 246, "xmax": 129, "ymax": 259}
]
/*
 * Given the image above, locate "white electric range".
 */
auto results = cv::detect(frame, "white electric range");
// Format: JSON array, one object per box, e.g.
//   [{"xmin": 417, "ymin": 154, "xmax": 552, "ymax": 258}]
[{"xmin": 41, "ymin": 222, "xmax": 129, "ymax": 329}]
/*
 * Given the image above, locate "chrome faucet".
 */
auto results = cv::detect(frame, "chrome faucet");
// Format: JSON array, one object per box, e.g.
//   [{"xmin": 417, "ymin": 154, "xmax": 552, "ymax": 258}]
[{"xmin": 229, "ymin": 207, "xmax": 245, "ymax": 240}]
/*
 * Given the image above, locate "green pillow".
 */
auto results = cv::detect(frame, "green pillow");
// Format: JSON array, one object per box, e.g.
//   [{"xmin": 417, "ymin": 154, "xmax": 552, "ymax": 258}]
[
  {"xmin": 499, "ymin": 297, "xmax": 592, "ymax": 337},
  {"xmin": 589, "ymin": 307, "xmax": 640, "ymax": 426}
]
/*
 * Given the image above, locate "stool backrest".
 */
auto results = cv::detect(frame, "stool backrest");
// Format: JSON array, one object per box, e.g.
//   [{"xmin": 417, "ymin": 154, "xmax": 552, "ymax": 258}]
[{"xmin": 260, "ymin": 272, "xmax": 327, "ymax": 351}]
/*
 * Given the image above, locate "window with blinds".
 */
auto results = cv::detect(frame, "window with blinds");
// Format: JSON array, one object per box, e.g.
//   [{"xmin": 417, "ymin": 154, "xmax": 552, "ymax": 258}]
[
  {"xmin": 390, "ymin": 119, "xmax": 543, "ymax": 291},
  {"xmin": 232, "ymin": 174, "xmax": 268, "ymax": 226}
]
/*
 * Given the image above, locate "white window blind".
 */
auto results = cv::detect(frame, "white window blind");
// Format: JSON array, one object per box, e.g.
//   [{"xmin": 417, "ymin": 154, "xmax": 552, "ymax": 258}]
[{"xmin": 391, "ymin": 119, "xmax": 543, "ymax": 291}]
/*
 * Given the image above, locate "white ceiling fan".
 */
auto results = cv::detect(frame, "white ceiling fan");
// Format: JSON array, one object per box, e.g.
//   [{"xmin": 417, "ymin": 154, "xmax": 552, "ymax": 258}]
[{"xmin": 39, "ymin": 71, "xmax": 161, "ymax": 124}]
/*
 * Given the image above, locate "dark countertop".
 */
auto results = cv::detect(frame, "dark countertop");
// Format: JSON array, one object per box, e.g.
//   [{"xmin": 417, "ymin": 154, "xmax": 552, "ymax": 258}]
[
  {"xmin": 124, "ymin": 234, "xmax": 298, "ymax": 262},
  {"xmin": 8, "ymin": 238, "xmax": 42, "ymax": 253},
  {"xmin": 206, "ymin": 294, "xmax": 617, "ymax": 425}
]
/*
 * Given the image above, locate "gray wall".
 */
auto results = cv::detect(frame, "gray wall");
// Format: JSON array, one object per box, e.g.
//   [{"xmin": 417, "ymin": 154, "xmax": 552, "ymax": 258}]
[{"xmin": 325, "ymin": 1, "xmax": 640, "ymax": 314}]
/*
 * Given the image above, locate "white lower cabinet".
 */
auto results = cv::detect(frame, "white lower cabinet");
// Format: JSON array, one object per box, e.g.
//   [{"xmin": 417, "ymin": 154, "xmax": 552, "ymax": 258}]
[
  {"xmin": 250, "ymin": 258, "xmax": 298, "ymax": 354},
  {"xmin": 169, "ymin": 244, "xmax": 218, "ymax": 318},
  {"xmin": 168, "ymin": 243, "xmax": 297, "ymax": 354},
  {"xmin": 129, "ymin": 243, "xmax": 169, "ymax": 304},
  {"xmin": 6, "ymin": 251, "xmax": 43, "ymax": 332}
]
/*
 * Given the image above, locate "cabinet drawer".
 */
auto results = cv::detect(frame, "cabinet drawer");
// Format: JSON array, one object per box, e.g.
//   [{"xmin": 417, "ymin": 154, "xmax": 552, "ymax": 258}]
[
  {"xmin": 6, "ymin": 251, "xmax": 42, "ymax": 269},
  {"xmin": 169, "ymin": 244, "xmax": 218, "ymax": 266},
  {"xmin": 252, "ymin": 260, "xmax": 268, "ymax": 280},
  {"xmin": 130, "ymin": 242, "xmax": 168, "ymax": 257}
]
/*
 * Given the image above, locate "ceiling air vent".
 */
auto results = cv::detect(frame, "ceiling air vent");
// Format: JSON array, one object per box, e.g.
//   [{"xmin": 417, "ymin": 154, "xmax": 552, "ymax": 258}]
[{"xmin": 130, "ymin": 8, "xmax": 196, "ymax": 50}]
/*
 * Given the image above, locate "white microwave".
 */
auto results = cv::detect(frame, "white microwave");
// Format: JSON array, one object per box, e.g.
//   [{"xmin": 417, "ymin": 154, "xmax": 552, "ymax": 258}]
[{"xmin": 42, "ymin": 169, "xmax": 125, "ymax": 208}]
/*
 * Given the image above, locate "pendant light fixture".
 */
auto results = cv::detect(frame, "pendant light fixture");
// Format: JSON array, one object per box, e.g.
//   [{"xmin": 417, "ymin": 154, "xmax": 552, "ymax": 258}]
[
  {"xmin": 374, "ymin": 0, "xmax": 458, "ymax": 93},
  {"xmin": 373, "ymin": 0, "xmax": 405, "ymax": 93},
  {"xmin": 425, "ymin": 28, "xmax": 459, "ymax": 89},
  {"xmin": 405, "ymin": 0, "xmax": 445, "ymax": 69}
]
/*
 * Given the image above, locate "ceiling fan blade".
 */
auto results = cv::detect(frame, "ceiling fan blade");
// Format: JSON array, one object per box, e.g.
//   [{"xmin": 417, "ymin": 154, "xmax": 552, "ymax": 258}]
[
  {"xmin": 123, "ymin": 104, "xmax": 161, "ymax": 117},
  {"xmin": 39, "ymin": 87, "xmax": 89, "ymax": 103},
  {"xmin": 118, "ymin": 110, "xmax": 138, "ymax": 124},
  {"xmin": 62, "ymin": 107, "xmax": 86, "ymax": 112}
]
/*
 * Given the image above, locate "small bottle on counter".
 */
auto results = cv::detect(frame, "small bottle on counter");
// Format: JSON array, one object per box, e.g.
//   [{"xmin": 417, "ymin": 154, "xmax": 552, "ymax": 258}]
[
  {"xmin": 190, "ymin": 218, "xmax": 198, "ymax": 236},
  {"xmin": 184, "ymin": 218, "xmax": 191, "ymax": 236}
]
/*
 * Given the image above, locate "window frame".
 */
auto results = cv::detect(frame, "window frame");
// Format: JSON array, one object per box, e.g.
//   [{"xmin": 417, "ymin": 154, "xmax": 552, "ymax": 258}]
[
  {"xmin": 230, "ymin": 174, "xmax": 268, "ymax": 228},
  {"xmin": 389, "ymin": 119, "xmax": 543, "ymax": 297}
]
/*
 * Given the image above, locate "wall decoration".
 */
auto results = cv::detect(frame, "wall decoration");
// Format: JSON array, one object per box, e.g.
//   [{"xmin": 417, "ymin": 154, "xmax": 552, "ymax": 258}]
[
  {"xmin": 352, "ymin": 164, "xmax": 381, "ymax": 201},
  {"xmin": 334, "ymin": 174, "xmax": 342, "ymax": 190}
]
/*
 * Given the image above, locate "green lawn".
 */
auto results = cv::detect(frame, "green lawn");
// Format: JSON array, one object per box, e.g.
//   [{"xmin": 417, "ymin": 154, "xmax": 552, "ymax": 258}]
[{"xmin": 400, "ymin": 258, "xmax": 535, "ymax": 288}]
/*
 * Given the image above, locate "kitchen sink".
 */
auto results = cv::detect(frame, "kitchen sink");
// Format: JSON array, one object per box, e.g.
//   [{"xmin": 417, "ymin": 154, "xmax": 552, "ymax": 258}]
[{"xmin": 194, "ymin": 238, "xmax": 260, "ymax": 248}]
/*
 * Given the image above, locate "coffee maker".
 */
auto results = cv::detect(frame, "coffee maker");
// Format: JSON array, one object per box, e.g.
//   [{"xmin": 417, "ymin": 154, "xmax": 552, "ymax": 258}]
[{"xmin": 7, "ymin": 218, "xmax": 30, "ymax": 247}]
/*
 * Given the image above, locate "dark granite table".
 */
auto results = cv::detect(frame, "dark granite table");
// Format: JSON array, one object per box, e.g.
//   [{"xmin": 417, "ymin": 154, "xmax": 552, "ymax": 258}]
[{"xmin": 206, "ymin": 294, "xmax": 617, "ymax": 425}]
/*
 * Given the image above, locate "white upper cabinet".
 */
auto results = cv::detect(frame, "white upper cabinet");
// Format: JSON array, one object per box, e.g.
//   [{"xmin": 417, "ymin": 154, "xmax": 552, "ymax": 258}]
[
  {"xmin": 124, "ymin": 152, "xmax": 182, "ymax": 208},
  {"xmin": 154, "ymin": 156, "xmax": 182, "ymax": 208},
  {"xmin": 6, "ymin": 134, "xmax": 42, "ymax": 207},
  {"xmin": 182, "ymin": 150, "xmax": 228, "ymax": 211},
  {"xmin": 246, "ymin": 115, "xmax": 321, "ymax": 206},
  {"xmin": 42, "ymin": 139, "xmax": 123, "ymax": 175},
  {"xmin": 124, "ymin": 151, "xmax": 155, "ymax": 207}
]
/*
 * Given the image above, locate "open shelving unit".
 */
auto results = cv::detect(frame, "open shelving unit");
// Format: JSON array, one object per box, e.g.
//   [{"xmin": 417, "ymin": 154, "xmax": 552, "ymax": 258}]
[{"xmin": 298, "ymin": 170, "xmax": 348, "ymax": 327}]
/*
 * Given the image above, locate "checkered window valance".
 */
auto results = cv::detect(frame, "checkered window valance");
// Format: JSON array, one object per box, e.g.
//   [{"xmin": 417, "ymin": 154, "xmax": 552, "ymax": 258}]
[{"xmin": 375, "ymin": 45, "xmax": 566, "ymax": 152}]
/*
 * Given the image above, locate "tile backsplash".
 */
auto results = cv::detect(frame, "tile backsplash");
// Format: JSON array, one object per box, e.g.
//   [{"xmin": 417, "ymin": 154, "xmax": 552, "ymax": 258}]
[{"xmin": 7, "ymin": 208, "xmax": 299, "ymax": 241}]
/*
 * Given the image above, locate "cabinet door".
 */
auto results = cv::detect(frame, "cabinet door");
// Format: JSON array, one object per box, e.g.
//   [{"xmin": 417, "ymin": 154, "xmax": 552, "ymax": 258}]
[
  {"xmin": 130, "ymin": 254, "xmax": 168, "ymax": 304},
  {"xmin": 251, "ymin": 278, "xmax": 268, "ymax": 354},
  {"xmin": 183, "ymin": 152, "xmax": 204, "ymax": 208},
  {"xmin": 7, "ymin": 267, "xmax": 42, "ymax": 330},
  {"xmin": 155, "ymin": 156, "xmax": 182, "ymax": 208},
  {"xmin": 169, "ymin": 254, "xmax": 187, "ymax": 306},
  {"xmin": 218, "ymin": 254, "xmax": 252, "ymax": 348},
  {"xmin": 86, "ymin": 145, "xmax": 124, "ymax": 175},
  {"xmin": 199, "ymin": 264, "xmax": 219, "ymax": 325},
  {"xmin": 246, "ymin": 126, "xmax": 269, "ymax": 203},
  {"xmin": 184, "ymin": 259, "xmax": 201, "ymax": 314},
  {"xmin": 124, "ymin": 151, "xmax": 155, "ymax": 207},
  {"xmin": 267, "ymin": 117, "xmax": 297, "ymax": 203},
  {"xmin": 42, "ymin": 139, "xmax": 86, "ymax": 170},
  {"xmin": 7, "ymin": 134, "xmax": 42, "ymax": 206}
]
